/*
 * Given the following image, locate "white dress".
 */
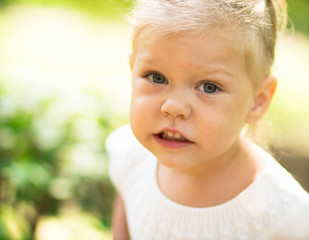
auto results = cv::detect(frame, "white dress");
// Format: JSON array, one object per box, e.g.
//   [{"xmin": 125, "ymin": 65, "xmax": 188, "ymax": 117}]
[{"xmin": 106, "ymin": 125, "xmax": 309, "ymax": 240}]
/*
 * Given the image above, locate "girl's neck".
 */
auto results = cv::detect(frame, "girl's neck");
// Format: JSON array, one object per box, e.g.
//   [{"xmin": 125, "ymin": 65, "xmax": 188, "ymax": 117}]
[{"xmin": 156, "ymin": 138, "xmax": 265, "ymax": 207}]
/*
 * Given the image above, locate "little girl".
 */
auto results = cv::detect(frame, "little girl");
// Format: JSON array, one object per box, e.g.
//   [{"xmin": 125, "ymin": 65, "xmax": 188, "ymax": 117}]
[{"xmin": 106, "ymin": 0, "xmax": 309, "ymax": 239}]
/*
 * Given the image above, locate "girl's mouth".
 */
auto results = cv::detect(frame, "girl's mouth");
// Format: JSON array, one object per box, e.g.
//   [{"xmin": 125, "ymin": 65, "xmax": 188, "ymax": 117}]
[
  {"xmin": 159, "ymin": 131, "xmax": 189, "ymax": 142},
  {"xmin": 154, "ymin": 130, "xmax": 193, "ymax": 149}
]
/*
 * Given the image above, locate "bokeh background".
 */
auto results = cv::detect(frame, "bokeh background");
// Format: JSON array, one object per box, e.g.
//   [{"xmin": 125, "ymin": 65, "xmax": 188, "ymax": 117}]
[{"xmin": 0, "ymin": 0, "xmax": 308, "ymax": 239}]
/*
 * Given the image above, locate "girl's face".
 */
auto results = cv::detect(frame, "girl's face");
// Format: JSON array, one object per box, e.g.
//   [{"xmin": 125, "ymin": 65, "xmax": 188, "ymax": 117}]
[{"xmin": 130, "ymin": 31, "xmax": 258, "ymax": 174}]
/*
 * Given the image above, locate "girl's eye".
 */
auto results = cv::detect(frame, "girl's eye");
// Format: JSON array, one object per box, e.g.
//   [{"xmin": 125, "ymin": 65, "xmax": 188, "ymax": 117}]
[
  {"xmin": 147, "ymin": 73, "xmax": 167, "ymax": 84},
  {"xmin": 198, "ymin": 82, "xmax": 219, "ymax": 94}
]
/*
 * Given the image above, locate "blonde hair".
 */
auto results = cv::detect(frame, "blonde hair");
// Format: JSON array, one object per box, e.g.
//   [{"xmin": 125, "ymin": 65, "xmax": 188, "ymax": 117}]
[{"xmin": 129, "ymin": 0, "xmax": 287, "ymax": 84}]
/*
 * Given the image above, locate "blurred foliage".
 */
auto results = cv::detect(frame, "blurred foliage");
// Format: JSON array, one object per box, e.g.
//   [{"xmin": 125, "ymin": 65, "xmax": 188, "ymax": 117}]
[
  {"xmin": 287, "ymin": 0, "xmax": 309, "ymax": 35},
  {"xmin": 0, "ymin": 2, "xmax": 132, "ymax": 237},
  {"xmin": 0, "ymin": 80, "xmax": 125, "ymax": 238}
]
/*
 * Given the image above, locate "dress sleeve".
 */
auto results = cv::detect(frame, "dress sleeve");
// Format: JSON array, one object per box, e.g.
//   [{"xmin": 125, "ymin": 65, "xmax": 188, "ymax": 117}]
[
  {"xmin": 272, "ymin": 193, "xmax": 309, "ymax": 240},
  {"xmin": 266, "ymin": 160, "xmax": 309, "ymax": 240},
  {"xmin": 105, "ymin": 124, "xmax": 145, "ymax": 195}
]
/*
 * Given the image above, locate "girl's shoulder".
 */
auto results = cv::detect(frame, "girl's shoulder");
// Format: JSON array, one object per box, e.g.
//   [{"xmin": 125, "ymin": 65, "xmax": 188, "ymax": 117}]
[
  {"xmin": 251, "ymin": 145, "xmax": 309, "ymax": 238},
  {"xmin": 253, "ymin": 144, "xmax": 308, "ymax": 196},
  {"xmin": 251, "ymin": 144, "xmax": 308, "ymax": 200},
  {"xmin": 105, "ymin": 124, "xmax": 146, "ymax": 158},
  {"xmin": 105, "ymin": 124, "xmax": 139, "ymax": 153},
  {"xmin": 106, "ymin": 124, "xmax": 150, "ymax": 193}
]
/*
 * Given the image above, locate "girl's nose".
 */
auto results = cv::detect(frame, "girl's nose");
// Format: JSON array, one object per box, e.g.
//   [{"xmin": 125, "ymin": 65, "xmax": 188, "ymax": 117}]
[{"xmin": 161, "ymin": 94, "xmax": 191, "ymax": 119}]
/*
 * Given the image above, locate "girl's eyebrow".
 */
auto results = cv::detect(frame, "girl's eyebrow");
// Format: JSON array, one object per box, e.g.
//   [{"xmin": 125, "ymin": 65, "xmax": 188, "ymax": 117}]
[
  {"xmin": 191, "ymin": 61, "xmax": 234, "ymax": 79},
  {"xmin": 135, "ymin": 49, "xmax": 166, "ymax": 64},
  {"xmin": 141, "ymin": 58, "xmax": 157, "ymax": 65},
  {"xmin": 203, "ymin": 67, "xmax": 233, "ymax": 77},
  {"xmin": 137, "ymin": 54, "xmax": 159, "ymax": 65}
]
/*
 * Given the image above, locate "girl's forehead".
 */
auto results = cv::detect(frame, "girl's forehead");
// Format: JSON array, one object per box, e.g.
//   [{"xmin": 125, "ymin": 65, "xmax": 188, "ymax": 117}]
[{"xmin": 134, "ymin": 28, "xmax": 244, "ymax": 58}]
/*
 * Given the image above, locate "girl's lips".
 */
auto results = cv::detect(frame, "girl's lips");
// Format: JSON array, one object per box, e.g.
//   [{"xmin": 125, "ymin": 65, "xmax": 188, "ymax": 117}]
[{"xmin": 153, "ymin": 132, "xmax": 194, "ymax": 149}]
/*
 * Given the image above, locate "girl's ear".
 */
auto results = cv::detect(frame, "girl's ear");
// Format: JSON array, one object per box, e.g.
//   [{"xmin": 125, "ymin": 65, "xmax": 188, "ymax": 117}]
[
  {"xmin": 128, "ymin": 52, "xmax": 133, "ymax": 70},
  {"xmin": 245, "ymin": 76, "xmax": 277, "ymax": 124}
]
